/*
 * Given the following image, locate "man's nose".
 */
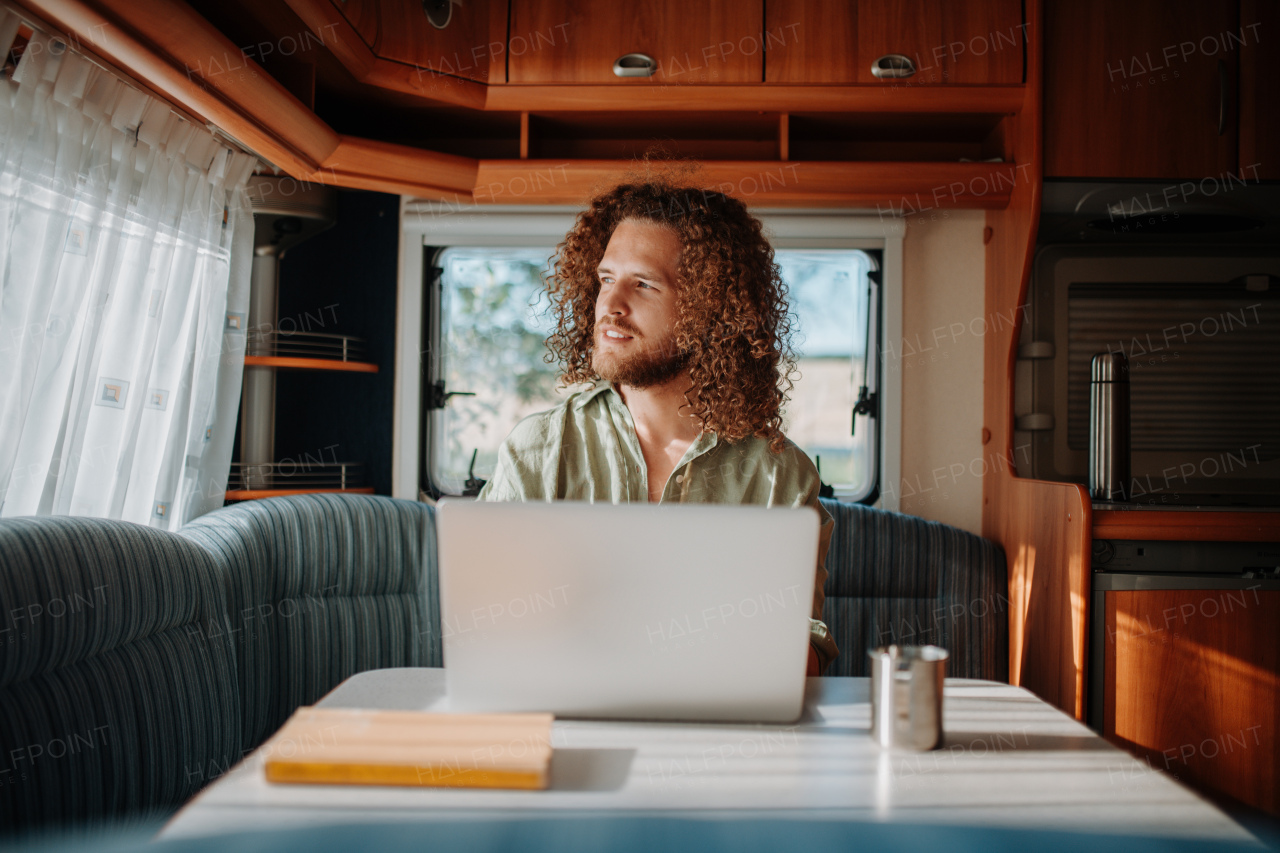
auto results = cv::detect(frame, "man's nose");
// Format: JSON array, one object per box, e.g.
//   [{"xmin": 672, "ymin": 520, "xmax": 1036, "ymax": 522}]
[{"xmin": 597, "ymin": 284, "xmax": 630, "ymax": 317}]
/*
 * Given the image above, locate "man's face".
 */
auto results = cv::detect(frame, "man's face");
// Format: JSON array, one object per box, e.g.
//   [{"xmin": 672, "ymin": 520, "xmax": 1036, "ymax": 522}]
[{"xmin": 592, "ymin": 218, "xmax": 687, "ymax": 388}]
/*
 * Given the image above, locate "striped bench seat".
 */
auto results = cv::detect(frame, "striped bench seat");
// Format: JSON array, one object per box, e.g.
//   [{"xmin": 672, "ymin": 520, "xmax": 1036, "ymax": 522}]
[{"xmin": 1, "ymin": 494, "xmax": 1005, "ymax": 831}]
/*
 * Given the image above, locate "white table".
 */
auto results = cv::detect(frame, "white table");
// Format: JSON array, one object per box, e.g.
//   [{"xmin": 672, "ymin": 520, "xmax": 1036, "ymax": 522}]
[{"xmin": 160, "ymin": 669, "xmax": 1253, "ymax": 843}]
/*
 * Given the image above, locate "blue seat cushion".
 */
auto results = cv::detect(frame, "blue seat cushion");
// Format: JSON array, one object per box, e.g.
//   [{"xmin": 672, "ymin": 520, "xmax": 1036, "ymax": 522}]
[
  {"xmin": 177, "ymin": 494, "xmax": 440, "ymax": 747},
  {"xmin": 819, "ymin": 499, "xmax": 1008, "ymax": 681},
  {"xmin": 0, "ymin": 517, "xmax": 238, "ymax": 828}
]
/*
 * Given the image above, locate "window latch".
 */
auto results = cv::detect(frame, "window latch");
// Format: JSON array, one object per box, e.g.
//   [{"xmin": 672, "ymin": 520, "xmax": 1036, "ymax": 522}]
[
  {"xmin": 428, "ymin": 380, "xmax": 475, "ymax": 410},
  {"xmin": 462, "ymin": 448, "xmax": 486, "ymax": 497},
  {"xmin": 852, "ymin": 385, "xmax": 878, "ymax": 435}
]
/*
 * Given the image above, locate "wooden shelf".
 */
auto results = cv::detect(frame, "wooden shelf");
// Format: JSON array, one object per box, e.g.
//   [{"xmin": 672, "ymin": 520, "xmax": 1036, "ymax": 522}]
[
  {"xmin": 1093, "ymin": 510, "xmax": 1280, "ymax": 542},
  {"xmin": 244, "ymin": 356, "xmax": 378, "ymax": 373},
  {"xmin": 467, "ymin": 159, "xmax": 1018, "ymax": 207},
  {"xmin": 225, "ymin": 487, "xmax": 376, "ymax": 501},
  {"xmin": 484, "ymin": 84, "xmax": 1028, "ymax": 114}
]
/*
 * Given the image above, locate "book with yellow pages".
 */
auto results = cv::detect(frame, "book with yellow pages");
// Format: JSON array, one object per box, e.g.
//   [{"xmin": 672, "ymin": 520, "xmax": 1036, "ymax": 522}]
[{"xmin": 262, "ymin": 707, "xmax": 554, "ymax": 790}]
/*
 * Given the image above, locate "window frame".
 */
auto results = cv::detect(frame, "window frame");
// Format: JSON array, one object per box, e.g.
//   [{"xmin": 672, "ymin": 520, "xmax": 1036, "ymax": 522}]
[{"xmin": 395, "ymin": 204, "xmax": 905, "ymax": 511}]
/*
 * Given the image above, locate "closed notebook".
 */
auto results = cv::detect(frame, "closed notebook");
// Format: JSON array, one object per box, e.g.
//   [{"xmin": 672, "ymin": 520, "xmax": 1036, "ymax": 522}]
[{"xmin": 262, "ymin": 707, "xmax": 554, "ymax": 789}]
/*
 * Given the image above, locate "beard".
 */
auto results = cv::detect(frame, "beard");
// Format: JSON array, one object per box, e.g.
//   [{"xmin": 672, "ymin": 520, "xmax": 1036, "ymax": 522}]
[{"xmin": 592, "ymin": 323, "xmax": 690, "ymax": 389}]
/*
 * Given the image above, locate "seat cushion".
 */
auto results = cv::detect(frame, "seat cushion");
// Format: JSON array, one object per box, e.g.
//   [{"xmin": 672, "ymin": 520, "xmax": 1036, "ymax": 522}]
[
  {"xmin": 819, "ymin": 499, "xmax": 1008, "ymax": 681},
  {"xmin": 177, "ymin": 494, "xmax": 441, "ymax": 747},
  {"xmin": 0, "ymin": 517, "xmax": 238, "ymax": 829}
]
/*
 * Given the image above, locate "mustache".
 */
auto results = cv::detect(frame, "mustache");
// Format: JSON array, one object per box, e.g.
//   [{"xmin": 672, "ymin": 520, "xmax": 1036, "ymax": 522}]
[{"xmin": 596, "ymin": 320, "xmax": 640, "ymax": 337}]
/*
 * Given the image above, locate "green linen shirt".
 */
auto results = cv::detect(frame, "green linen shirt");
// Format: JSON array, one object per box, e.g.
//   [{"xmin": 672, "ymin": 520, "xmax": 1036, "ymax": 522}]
[{"xmin": 477, "ymin": 381, "xmax": 840, "ymax": 672}]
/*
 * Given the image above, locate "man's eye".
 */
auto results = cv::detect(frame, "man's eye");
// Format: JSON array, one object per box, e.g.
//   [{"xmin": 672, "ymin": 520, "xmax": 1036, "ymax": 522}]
[{"xmin": 637, "ymin": 281, "xmax": 653, "ymax": 289}]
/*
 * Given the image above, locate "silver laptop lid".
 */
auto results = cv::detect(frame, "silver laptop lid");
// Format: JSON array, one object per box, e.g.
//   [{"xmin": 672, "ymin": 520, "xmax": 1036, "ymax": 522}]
[{"xmin": 437, "ymin": 501, "xmax": 818, "ymax": 723}]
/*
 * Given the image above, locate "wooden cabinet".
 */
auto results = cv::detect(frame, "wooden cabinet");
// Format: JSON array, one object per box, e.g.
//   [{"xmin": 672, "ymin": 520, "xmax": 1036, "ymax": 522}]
[
  {"xmin": 765, "ymin": 0, "xmax": 1024, "ymax": 85},
  {"xmin": 763, "ymin": 0, "xmax": 857, "ymax": 83},
  {"xmin": 329, "ymin": 0, "xmax": 505, "ymax": 83},
  {"xmin": 1240, "ymin": 0, "xmax": 1280, "ymax": 179},
  {"xmin": 508, "ymin": 0, "xmax": 762, "ymax": 84},
  {"xmin": 1044, "ymin": 0, "xmax": 1239, "ymax": 178},
  {"xmin": 331, "ymin": 0, "xmax": 378, "ymax": 46},
  {"xmin": 1102, "ymin": 588, "xmax": 1280, "ymax": 816}
]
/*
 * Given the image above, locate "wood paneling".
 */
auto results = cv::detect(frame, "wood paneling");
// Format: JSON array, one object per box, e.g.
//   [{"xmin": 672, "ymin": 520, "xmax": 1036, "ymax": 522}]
[
  {"xmin": 508, "ymin": 0, "xmax": 762, "ymax": 84},
  {"xmin": 310, "ymin": 136, "xmax": 479, "ymax": 198},
  {"xmin": 767, "ymin": 0, "xmax": 1024, "ymax": 85},
  {"xmin": 286, "ymin": 0, "xmax": 488, "ymax": 108},
  {"xmin": 1239, "ymin": 0, "xmax": 1279, "ymax": 180},
  {"xmin": 330, "ymin": 0, "xmax": 377, "ymax": 47},
  {"xmin": 1043, "ymin": 0, "xmax": 1238, "ymax": 179},
  {"xmin": 1105, "ymin": 589, "xmax": 1280, "ymax": 816},
  {"xmin": 486, "ymin": 84, "xmax": 1026, "ymax": 112},
  {"xmin": 982, "ymin": 0, "xmax": 1092, "ymax": 719},
  {"xmin": 471, "ymin": 160, "xmax": 1016, "ymax": 207},
  {"xmin": 764, "ymin": 0, "xmax": 858, "ymax": 84},
  {"xmin": 319, "ymin": 0, "xmax": 506, "ymax": 85},
  {"xmin": 281, "ymin": 1, "xmax": 1030, "ymax": 112},
  {"xmin": 15, "ymin": 0, "xmax": 1035, "ymax": 206},
  {"xmin": 293, "ymin": 0, "xmax": 377, "ymax": 79},
  {"xmin": 373, "ymin": 0, "xmax": 505, "ymax": 84},
  {"xmin": 991, "ymin": 478, "xmax": 1091, "ymax": 717},
  {"xmin": 1093, "ymin": 510, "xmax": 1280, "ymax": 542},
  {"xmin": 857, "ymin": 0, "xmax": 1024, "ymax": 85}
]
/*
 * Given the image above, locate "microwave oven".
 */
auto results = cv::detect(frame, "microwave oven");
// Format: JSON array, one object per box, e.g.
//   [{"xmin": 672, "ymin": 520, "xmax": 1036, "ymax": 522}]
[{"xmin": 1017, "ymin": 244, "xmax": 1280, "ymax": 505}]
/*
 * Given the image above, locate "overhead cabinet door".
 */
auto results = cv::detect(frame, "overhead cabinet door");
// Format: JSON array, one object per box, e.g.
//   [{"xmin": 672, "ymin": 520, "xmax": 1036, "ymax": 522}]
[
  {"xmin": 1044, "ymin": 0, "xmax": 1239, "ymax": 178},
  {"xmin": 766, "ymin": 0, "xmax": 1024, "ymax": 85},
  {"xmin": 509, "ymin": 0, "xmax": 764, "ymax": 84},
  {"xmin": 331, "ymin": 0, "xmax": 379, "ymax": 46},
  {"xmin": 329, "ymin": 0, "xmax": 504, "ymax": 83}
]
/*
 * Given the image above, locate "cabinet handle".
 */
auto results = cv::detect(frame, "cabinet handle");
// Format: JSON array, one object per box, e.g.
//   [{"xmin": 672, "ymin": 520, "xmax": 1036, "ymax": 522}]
[
  {"xmin": 1217, "ymin": 59, "xmax": 1227, "ymax": 136},
  {"xmin": 613, "ymin": 53, "xmax": 657, "ymax": 78},
  {"xmin": 423, "ymin": 0, "xmax": 453, "ymax": 29},
  {"xmin": 870, "ymin": 54, "xmax": 916, "ymax": 79}
]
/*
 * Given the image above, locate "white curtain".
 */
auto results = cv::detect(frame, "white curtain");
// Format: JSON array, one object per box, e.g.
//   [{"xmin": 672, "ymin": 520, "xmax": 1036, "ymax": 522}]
[{"xmin": 0, "ymin": 20, "xmax": 258, "ymax": 529}]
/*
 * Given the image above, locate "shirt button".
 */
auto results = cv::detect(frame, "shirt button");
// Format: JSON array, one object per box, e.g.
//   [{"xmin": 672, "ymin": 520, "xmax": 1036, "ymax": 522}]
[{"xmin": 676, "ymin": 474, "xmax": 685, "ymax": 483}]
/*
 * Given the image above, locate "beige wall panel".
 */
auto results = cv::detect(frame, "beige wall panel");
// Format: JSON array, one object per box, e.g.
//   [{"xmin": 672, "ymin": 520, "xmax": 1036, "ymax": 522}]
[{"xmin": 899, "ymin": 210, "xmax": 986, "ymax": 535}]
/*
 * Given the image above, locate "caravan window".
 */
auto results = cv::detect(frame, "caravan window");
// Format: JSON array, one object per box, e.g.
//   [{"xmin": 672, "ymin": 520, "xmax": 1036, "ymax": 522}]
[{"xmin": 426, "ymin": 247, "xmax": 878, "ymax": 501}]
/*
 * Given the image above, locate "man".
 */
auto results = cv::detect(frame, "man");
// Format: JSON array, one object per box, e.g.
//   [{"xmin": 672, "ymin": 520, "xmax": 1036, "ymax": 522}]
[{"xmin": 478, "ymin": 179, "xmax": 839, "ymax": 675}]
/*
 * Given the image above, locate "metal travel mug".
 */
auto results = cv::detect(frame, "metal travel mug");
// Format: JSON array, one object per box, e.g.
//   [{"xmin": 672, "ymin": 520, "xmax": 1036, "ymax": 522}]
[
  {"xmin": 868, "ymin": 645, "xmax": 948, "ymax": 750},
  {"xmin": 1089, "ymin": 351, "xmax": 1131, "ymax": 502}
]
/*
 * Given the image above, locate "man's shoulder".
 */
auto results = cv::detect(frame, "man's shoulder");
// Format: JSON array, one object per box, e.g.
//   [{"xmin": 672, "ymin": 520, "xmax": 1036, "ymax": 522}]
[
  {"xmin": 727, "ymin": 431, "xmax": 819, "ymax": 474},
  {"xmin": 501, "ymin": 403, "xmax": 564, "ymax": 451},
  {"xmin": 501, "ymin": 385, "xmax": 609, "ymax": 450},
  {"xmin": 743, "ymin": 433, "xmax": 831, "ymax": 519},
  {"xmin": 708, "ymin": 431, "xmax": 827, "ymax": 515}
]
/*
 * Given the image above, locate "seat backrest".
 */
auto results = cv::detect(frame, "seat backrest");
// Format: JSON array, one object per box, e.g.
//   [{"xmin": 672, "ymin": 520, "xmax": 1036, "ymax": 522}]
[
  {"xmin": 177, "ymin": 494, "xmax": 441, "ymax": 748},
  {"xmin": 0, "ymin": 517, "xmax": 239, "ymax": 830},
  {"xmin": 819, "ymin": 498, "xmax": 1009, "ymax": 681}
]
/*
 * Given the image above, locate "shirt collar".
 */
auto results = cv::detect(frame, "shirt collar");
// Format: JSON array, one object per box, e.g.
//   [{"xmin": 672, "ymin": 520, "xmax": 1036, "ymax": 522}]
[
  {"xmin": 572, "ymin": 381, "xmax": 614, "ymax": 410},
  {"xmin": 685, "ymin": 427, "xmax": 719, "ymax": 457},
  {"xmin": 578, "ymin": 380, "xmax": 720, "ymax": 457}
]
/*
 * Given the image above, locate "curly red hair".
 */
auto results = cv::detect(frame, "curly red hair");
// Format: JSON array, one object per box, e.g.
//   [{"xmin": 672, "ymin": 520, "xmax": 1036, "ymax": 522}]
[{"xmin": 545, "ymin": 178, "xmax": 796, "ymax": 453}]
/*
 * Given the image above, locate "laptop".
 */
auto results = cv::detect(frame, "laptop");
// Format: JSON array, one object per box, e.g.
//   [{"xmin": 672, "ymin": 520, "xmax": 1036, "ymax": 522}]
[{"xmin": 435, "ymin": 500, "xmax": 819, "ymax": 723}]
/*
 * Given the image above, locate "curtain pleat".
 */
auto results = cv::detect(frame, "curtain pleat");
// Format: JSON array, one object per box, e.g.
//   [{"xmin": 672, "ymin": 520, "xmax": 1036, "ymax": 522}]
[{"xmin": 0, "ymin": 22, "xmax": 259, "ymax": 528}]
